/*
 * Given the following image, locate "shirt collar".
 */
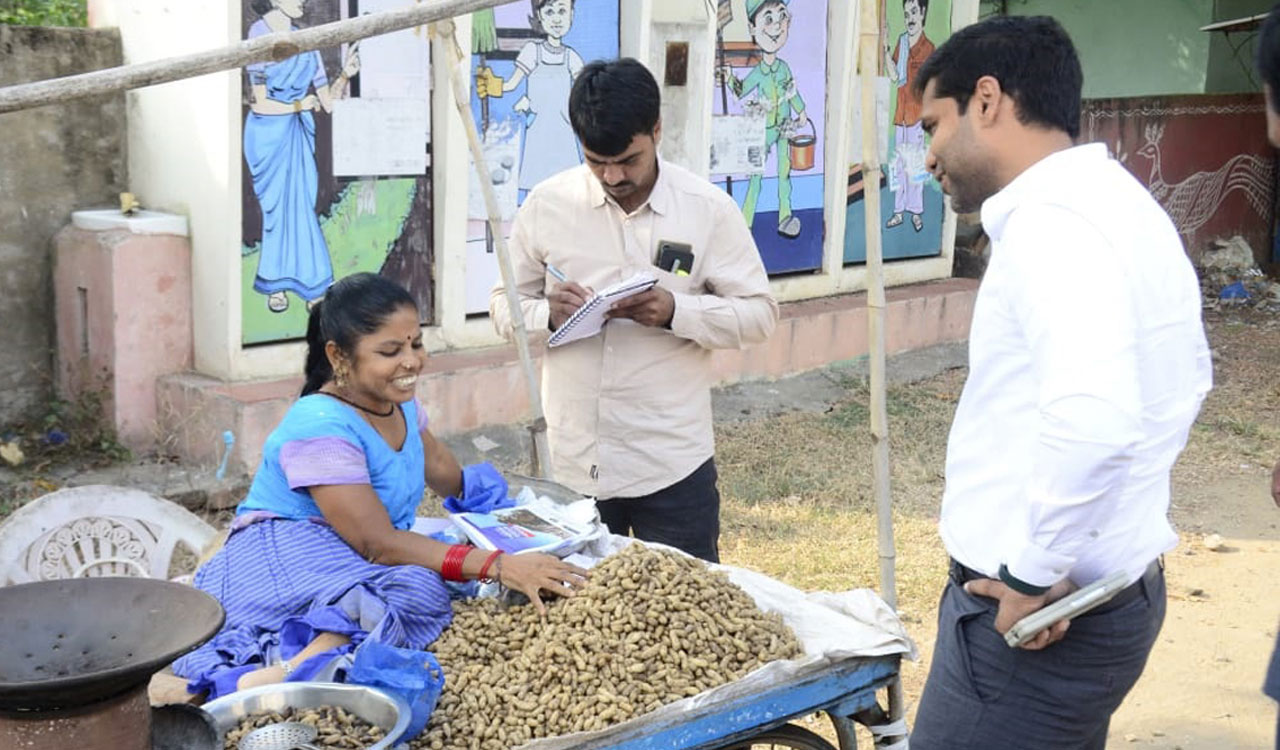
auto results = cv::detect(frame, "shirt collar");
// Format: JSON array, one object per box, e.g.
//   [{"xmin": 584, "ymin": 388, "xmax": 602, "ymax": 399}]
[
  {"xmin": 980, "ymin": 143, "xmax": 1107, "ymax": 242},
  {"xmin": 587, "ymin": 157, "xmax": 670, "ymax": 216}
]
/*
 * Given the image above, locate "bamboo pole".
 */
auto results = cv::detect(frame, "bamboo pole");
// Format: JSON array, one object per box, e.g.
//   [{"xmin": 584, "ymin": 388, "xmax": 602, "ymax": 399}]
[
  {"xmin": 431, "ymin": 19, "xmax": 554, "ymax": 480},
  {"xmin": 0, "ymin": 0, "xmax": 510, "ymax": 115},
  {"xmin": 858, "ymin": 0, "xmax": 905, "ymax": 734}
]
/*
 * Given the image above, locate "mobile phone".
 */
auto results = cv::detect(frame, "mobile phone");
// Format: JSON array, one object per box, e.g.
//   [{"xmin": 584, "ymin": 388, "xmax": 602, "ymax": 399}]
[
  {"xmin": 1003, "ymin": 571, "xmax": 1131, "ymax": 648},
  {"xmin": 656, "ymin": 241, "xmax": 695, "ymax": 276}
]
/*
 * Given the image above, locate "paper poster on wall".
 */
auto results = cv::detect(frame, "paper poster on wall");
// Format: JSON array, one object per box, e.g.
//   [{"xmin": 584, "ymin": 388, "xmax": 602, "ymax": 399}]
[
  {"xmin": 464, "ymin": 0, "xmax": 621, "ymax": 314},
  {"xmin": 844, "ymin": 0, "xmax": 951, "ymax": 265},
  {"xmin": 332, "ymin": 98, "xmax": 429, "ymax": 176},
  {"xmin": 710, "ymin": 113, "xmax": 768, "ymax": 175},
  {"xmin": 331, "ymin": 0, "xmax": 430, "ymax": 177},
  {"xmin": 239, "ymin": 0, "xmax": 434, "ymax": 346},
  {"xmin": 712, "ymin": 0, "xmax": 828, "ymax": 276}
]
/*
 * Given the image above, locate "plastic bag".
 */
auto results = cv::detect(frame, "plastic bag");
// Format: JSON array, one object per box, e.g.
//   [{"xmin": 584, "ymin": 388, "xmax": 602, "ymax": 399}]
[
  {"xmin": 443, "ymin": 462, "xmax": 514, "ymax": 514},
  {"xmin": 346, "ymin": 641, "xmax": 445, "ymax": 740}
]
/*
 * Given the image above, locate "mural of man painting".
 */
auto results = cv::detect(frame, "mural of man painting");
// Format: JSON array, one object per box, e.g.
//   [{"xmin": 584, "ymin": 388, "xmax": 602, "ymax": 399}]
[
  {"xmin": 723, "ymin": 0, "xmax": 811, "ymax": 239},
  {"xmin": 884, "ymin": 0, "xmax": 934, "ymax": 232}
]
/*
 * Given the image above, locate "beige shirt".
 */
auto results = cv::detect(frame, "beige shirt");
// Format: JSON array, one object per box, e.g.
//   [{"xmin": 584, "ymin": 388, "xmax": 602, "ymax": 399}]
[{"xmin": 490, "ymin": 160, "xmax": 778, "ymax": 498}]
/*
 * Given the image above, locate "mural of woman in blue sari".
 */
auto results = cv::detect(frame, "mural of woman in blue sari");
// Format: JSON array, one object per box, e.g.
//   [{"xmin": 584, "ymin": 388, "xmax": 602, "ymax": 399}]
[{"xmin": 245, "ymin": 0, "xmax": 361, "ymax": 314}]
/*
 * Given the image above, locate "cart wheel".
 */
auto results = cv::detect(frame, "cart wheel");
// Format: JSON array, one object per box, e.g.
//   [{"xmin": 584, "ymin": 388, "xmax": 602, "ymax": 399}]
[{"xmin": 719, "ymin": 722, "xmax": 838, "ymax": 750}]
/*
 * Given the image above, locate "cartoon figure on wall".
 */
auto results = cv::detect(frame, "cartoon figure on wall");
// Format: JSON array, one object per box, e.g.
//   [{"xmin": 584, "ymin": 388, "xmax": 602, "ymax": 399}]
[
  {"xmin": 241, "ymin": 0, "xmax": 435, "ymax": 346},
  {"xmin": 722, "ymin": 0, "xmax": 810, "ymax": 240},
  {"xmin": 462, "ymin": 1, "xmax": 619, "ymax": 314},
  {"xmin": 843, "ymin": 0, "xmax": 950, "ymax": 264},
  {"xmin": 245, "ymin": 0, "xmax": 359, "ymax": 314},
  {"xmin": 884, "ymin": 0, "xmax": 933, "ymax": 232},
  {"xmin": 475, "ymin": 0, "xmax": 584, "ymax": 195},
  {"xmin": 712, "ymin": 0, "xmax": 828, "ymax": 276}
]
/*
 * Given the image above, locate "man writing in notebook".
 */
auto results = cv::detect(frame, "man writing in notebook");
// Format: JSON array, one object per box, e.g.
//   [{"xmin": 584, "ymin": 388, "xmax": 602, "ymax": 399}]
[{"xmin": 489, "ymin": 58, "xmax": 778, "ymax": 562}]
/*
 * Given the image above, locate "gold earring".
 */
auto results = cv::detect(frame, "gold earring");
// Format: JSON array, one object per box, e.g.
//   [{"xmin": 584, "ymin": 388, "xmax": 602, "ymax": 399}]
[{"xmin": 334, "ymin": 365, "xmax": 349, "ymax": 389}]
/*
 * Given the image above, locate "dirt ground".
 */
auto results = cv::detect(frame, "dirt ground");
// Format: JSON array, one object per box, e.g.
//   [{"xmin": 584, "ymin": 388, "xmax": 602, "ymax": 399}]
[{"xmin": 714, "ymin": 307, "xmax": 1280, "ymax": 750}]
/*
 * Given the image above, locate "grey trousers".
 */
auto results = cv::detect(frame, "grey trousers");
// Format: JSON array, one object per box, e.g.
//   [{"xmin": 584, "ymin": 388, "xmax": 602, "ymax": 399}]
[{"xmin": 912, "ymin": 563, "xmax": 1166, "ymax": 750}]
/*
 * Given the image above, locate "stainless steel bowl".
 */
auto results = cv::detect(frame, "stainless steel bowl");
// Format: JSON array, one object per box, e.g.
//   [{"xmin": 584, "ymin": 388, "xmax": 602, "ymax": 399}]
[{"xmin": 202, "ymin": 682, "xmax": 411, "ymax": 750}]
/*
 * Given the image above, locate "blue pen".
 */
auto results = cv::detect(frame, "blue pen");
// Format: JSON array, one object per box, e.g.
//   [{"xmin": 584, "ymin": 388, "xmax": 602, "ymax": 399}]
[{"xmin": 547, "ymin": 264, "xmax": 569, "ymax": 283}]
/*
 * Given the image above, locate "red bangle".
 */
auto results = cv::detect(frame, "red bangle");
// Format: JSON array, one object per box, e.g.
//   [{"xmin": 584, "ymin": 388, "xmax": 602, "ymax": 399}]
[
  {"xmin": 477, "ymin": 551, "xmax": 502, "ymax": 583},
  {"xmin": 441, "ymin": 544, "xmax": 470, "ymax": 582}
]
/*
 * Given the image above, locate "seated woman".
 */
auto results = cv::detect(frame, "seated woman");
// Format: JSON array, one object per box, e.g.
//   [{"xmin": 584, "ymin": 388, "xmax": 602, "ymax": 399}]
[{"xmin": 174, "ymin": 273, "xmax": 587, "ymax": 699}]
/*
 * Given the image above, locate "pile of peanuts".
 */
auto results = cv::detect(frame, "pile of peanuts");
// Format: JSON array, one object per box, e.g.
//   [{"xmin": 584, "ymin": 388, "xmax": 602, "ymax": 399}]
[
  {"xmin": 411, "ymin": 544, "xmax": 803, "ymax": 750},
  {"xmin": 222, "ymin": 705, "xmax": 385, "ymax": 749}
]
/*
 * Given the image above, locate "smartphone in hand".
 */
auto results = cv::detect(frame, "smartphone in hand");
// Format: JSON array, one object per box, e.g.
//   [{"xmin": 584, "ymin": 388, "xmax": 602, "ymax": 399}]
[{"xmin": 1004, "ymin": 571, "xmax": 1131, "ymax": 648}]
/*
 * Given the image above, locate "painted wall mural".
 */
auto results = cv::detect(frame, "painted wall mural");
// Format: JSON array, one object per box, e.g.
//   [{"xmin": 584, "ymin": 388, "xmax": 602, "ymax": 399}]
[
  {"xmin": 1082, "ymin": 94, "xmax": 1274, "ymax": 263},
  {"xmin": 845, "ymin": 0, "xmax": 950, "ymax": 265},
  {"xmin": 464, "ymin": 0, "xmax": 620, "ymax": 314},
  {"xmin": 240, "ymin": 0, "xmax": 434, "ymax": 346},
  {"xmin": 712, "ymin": 0, "xmax": 828, "ymax": 276}
]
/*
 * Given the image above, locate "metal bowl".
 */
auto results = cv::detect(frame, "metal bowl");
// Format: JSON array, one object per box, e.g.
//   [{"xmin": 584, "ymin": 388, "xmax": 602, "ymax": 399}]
[{"xmin": 202, "ymin": 682, "xmax": 411, "ymax": 750}]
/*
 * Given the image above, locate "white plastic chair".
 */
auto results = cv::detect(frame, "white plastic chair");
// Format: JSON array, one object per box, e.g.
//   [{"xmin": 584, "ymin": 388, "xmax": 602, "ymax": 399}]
[{"xmin": 0, "ymin": 485, "xmax": 217, "ymax": 586}]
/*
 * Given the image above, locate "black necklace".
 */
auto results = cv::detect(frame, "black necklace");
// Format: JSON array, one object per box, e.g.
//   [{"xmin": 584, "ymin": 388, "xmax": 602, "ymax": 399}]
[{"xmin": 323, "ymin": 390, "xmax": 396, "ymax": 418}]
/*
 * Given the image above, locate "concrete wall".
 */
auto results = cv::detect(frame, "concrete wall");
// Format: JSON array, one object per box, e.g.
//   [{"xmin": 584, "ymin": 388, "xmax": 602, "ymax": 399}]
[
  {"xmin": 0, "ymin": 26, "xmax": 127, "ymax": 424},
  {"xmin": 1082, "ymin": 93, "xmax": 1273, "ymax": 260},
  {"xmin": 1205, "ymin": 0, "xmax": 1275, "ymax": 94},
  {"xmin": 993, "ymin": 0, "xmax": 1274, "ymax": 98},
  {"xmin": 992, "ymin": 0, "xmax": 1213, "ymax": 98},
  {"xmin": 87, "ymin": 0, "xmax": 241, "ymax": 382}
]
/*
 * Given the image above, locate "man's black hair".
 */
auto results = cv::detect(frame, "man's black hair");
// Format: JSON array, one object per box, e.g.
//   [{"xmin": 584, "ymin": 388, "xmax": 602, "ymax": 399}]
[
  {"xmin": 569, "ymin": 58, "xmax": 661, "ymax": 156},
  {"xmin": 914, "ymin": 15, "xmax": 1083, "ymax": 139},
  {"xmin": 906, "ymin": 0, "xmax": 929, "ymax": 19},
  {"xmin": 1257, "ymin": 3, "xmax": 1280, "ymax": 113}
]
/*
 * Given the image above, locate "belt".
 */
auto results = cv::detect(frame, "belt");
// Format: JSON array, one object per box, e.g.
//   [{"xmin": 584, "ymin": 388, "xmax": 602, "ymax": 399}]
[{"xmin": 949, "ymin": 557, "xmax": 1163, "ymax": 614}]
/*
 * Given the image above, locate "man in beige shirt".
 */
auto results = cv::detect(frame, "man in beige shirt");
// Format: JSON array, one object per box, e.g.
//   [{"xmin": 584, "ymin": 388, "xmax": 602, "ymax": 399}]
[{"xmin": 490, "ymin": 58, "xmax": 777, "ymax": 561}]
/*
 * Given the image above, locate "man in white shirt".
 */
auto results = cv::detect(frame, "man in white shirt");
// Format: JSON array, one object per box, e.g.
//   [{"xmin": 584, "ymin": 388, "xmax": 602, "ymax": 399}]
[
  {"xmin": 490, "ymin": 59, "xmax": 777, "ymax": 562},
  {"xmin": 908, "ymin": 16, "xmax": 1212, "ymax": 749}
]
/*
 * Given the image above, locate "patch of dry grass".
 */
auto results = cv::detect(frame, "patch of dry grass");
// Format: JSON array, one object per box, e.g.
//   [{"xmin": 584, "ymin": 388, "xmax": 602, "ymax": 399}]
[{"xmin": 715, "ymin": 369, "xmax": 966, "ymax": 713}]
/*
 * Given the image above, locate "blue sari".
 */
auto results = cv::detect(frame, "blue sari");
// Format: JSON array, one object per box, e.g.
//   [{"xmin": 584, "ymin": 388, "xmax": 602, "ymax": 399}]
[
  {"xmin": 172, "ymin": 397, "xmax": 453, "ymax": 700},
  {"xmin": 245, "ymin": 19, "xmax": 333, "ymax": 301}
]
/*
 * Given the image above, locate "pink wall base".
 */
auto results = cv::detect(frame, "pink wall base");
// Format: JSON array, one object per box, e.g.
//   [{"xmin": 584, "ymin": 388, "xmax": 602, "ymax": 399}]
[
  {"xmin": 156, "ymin": 279, "xmax": 977, "ymax": 477},
  {"xmin": 53, "ymin": 225, "xmax": 193, "ymax": 452}
]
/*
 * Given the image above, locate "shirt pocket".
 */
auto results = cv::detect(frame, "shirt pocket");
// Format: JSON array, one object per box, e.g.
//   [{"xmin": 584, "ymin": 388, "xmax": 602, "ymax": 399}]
[{"xmin": 651, "ymin": 265, "xmax": 702, "ymax": 296}]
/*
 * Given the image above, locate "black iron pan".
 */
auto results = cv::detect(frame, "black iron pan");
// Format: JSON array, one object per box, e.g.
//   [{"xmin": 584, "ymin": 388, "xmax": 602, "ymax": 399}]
[{"xmin": 0, "ymin": 578, "xmax": 224, "ymax": 711}]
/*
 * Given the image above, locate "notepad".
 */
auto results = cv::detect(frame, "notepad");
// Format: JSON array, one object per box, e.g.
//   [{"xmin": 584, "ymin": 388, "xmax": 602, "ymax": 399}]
[{"xmin": 548, "ymin": 271, "xmax": 659, "ymax": 348}]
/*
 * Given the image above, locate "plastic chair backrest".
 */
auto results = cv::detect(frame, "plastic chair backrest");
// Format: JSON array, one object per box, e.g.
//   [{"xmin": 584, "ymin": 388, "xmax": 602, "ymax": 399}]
[{"xmin": 0, "ymin": 485, "xmax": 216, "ymax": 586}]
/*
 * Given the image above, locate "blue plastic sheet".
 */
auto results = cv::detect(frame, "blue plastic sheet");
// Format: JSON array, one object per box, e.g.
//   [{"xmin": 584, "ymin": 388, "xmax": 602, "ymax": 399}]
[
  {"xmin": 1220, "ymin": 281, "xmax": 1250, "ymax": 300},
  {"xmin": 346, "ymin": 641, "xmax": 445, "ymax": 740}
]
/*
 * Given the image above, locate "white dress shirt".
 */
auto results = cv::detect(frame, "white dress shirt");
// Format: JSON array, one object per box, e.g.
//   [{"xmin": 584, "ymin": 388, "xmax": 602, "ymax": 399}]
[
  {"xmin": 941, "ymin": 144, "xmax": 1212, "ymax": 588},
  {"xmin": 490, "ymin": 160, "xmax": 777, "ymax": 498}
]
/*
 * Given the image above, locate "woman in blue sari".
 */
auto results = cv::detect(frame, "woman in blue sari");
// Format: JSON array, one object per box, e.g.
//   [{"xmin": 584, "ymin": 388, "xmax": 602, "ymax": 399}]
[
  {"xmin": 174, "ymin": 274, "xmax": 588, "ymax": 699},
  {"xmin": 244, "ymin": 0, "xmax": 360, "ymax": 314}
]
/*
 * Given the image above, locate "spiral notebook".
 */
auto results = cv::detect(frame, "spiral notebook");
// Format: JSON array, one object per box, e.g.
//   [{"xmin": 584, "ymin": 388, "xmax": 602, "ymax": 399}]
[{"xmin": 548, "ymin": 271, "xmax": 659, "ymax": 348}]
